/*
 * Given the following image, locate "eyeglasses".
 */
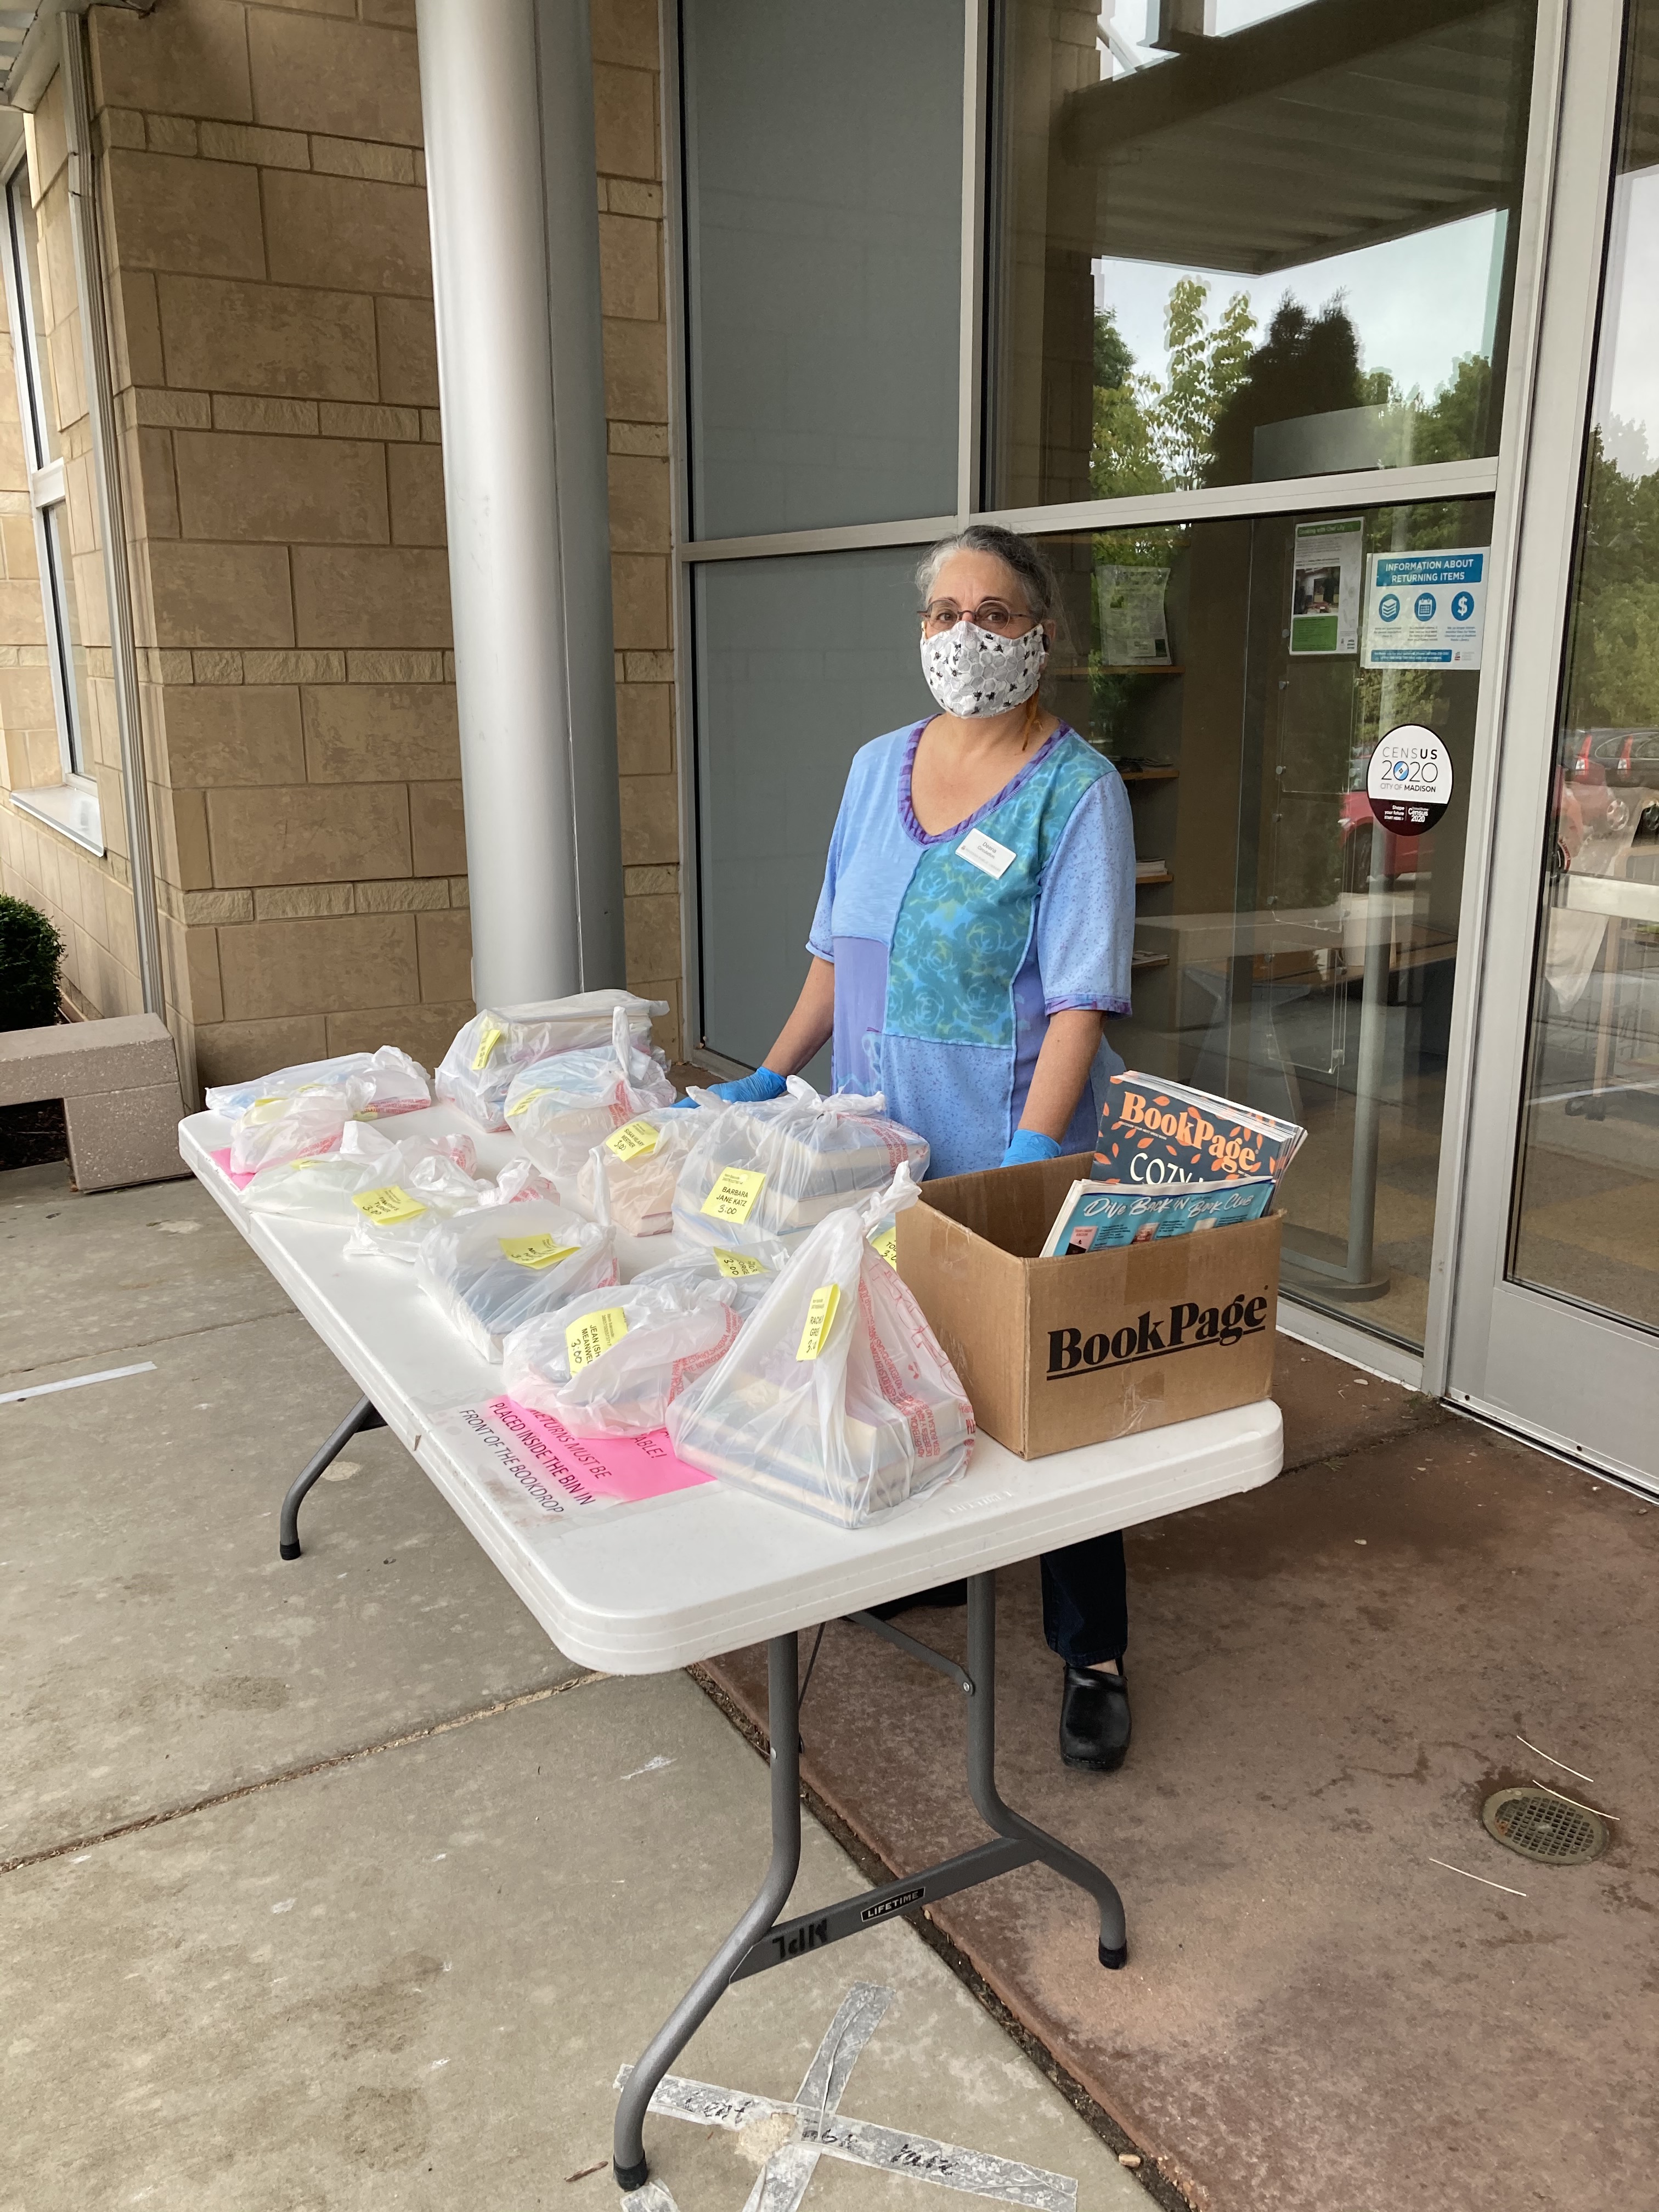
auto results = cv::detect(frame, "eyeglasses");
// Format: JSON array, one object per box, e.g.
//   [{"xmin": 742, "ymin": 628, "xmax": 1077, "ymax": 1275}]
[{"xmin": 919, "ymin": 599, "xmax": 1039, "ymax": 637}]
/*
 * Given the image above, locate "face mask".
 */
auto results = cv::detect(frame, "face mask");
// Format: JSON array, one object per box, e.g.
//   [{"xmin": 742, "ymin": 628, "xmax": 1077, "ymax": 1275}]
[{"xmin": 920, "ymin": 619, "xmax": 1047, "ymax": 718}]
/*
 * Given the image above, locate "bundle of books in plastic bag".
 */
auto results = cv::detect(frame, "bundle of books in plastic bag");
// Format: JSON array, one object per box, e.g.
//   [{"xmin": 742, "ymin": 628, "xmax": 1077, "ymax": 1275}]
[{"xmin": 1040, "ymin": 1072, "xmax": 1306, "ymax": 1258}]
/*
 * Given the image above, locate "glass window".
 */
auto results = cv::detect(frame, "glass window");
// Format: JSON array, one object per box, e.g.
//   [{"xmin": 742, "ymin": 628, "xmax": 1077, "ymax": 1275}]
[
  {"xmin": 987, "ymin": 0, "xmax": 1537, "ymax": 507},
  {"xmin": 4, "ymin": 162, "xmax": 93, "ymax": 784},
  {"xmin": 1035, "ymin": 494, "xmax": 1490, "ymax": 1351},
  {"xmin": 681, "ymin": 0, "xmax": 963, "ymax": 539},
  {"xmin": 1507, "ymin": 4, "xmax": 1659, "ymax": 1336},
  {"xmin": 693, "ymin": 546, "xmax": 936, "ymax": 1076}
]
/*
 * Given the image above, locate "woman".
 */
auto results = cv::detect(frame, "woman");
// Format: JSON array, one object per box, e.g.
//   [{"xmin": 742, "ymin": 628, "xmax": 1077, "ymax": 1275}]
[{"xmin": 701, "ymin": 524, "xmax": 1137, "ymax": 1772}]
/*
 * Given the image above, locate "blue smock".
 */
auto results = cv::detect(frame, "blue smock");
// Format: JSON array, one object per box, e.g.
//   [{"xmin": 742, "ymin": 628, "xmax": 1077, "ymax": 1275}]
[{"xmin": 808, "ymin": 719, "xmax": 1136, "ymax": 1179}]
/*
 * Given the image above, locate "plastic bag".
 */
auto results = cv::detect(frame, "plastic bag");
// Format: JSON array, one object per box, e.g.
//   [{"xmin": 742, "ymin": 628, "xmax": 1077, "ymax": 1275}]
[
  {"xmin": 476, "ymin": 1154, "xmax": 560, "ymax": 1208},
  {"xmin": 672, "ymin": 1077, "xmax": 929, "ymax": 1258},
  {"xmin": 243, "ymin": 1122, "xmax": 478, "ymax": 1225},
  {"xmin": 575, "ymin": 1105, "xmax": 701, "ymax": 1235},
  {"xmin": 415, "ymin": 1199, "xmax": 618, "ymax": 1361},
  {"xmin": 435, "ymin": 989, "xmax": 668, "ymax": 1131},
  {"xmin": 502, "ymin": 1006, "xmax": 676, "ymax": 1186},
  {"xmin": 208, "ymin": 1046, "xmax": 430, "ymax": 1124},
  {"xmin": 343, "ymin": 1148, "xmax": 494, "ymax": 1263},
  {"xmin": 500, "ymin": 1249, "xmax": 772, "ymax": 1439},
  {"xmin": 228, "ymin": 1080, "xmax": 364, "ymax": 1175},
  {"xmin": 666, "ymin": 1166, "xmax": 974, "ymax": 1527}
]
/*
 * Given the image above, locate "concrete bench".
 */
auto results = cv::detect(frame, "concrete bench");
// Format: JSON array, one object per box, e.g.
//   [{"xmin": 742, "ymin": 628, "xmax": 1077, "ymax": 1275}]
[{"xmin": 0, "ymin": 1014, "xmax": 187, "ymax": 1192}]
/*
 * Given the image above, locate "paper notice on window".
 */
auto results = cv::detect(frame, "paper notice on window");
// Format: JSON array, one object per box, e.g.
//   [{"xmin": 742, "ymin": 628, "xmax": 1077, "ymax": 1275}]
[
  {"xmin": 1096, "ymin": 564, "xmax": 1171, "ymax": 666},
  {"xmin": 1289, "ymin": 518, "xmax": 1363, "ymax": 655},
  {"xmin": 1362, "ymin": 548, "xmax": 1486, "ymax": 669}
]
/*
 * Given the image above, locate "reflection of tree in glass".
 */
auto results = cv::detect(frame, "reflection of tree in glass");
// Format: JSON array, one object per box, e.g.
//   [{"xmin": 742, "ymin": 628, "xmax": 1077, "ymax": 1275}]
[
  {"xmin": 1090, "ymin": 278, "xmax": 1255, "ymax": 498},
  {"xmin": 1561, "ymin": 430, "xmax": 1659, "ymax": 733},
  {"xmin": 1206, "ymin": 297, "xmax": 1364, "ymax": 485}
]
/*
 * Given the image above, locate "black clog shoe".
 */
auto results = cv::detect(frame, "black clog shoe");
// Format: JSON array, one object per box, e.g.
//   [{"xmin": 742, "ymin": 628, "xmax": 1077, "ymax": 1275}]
[{"xmin": 1059, "ymin": 1661, "xmax": 1131, "ymax": 1771}]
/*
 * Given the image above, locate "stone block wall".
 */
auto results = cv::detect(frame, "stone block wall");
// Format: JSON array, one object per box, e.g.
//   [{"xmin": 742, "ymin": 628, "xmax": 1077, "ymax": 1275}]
[{"xmin": 0, "ymin": 0, "xmax": 687, "ymax": 1091}]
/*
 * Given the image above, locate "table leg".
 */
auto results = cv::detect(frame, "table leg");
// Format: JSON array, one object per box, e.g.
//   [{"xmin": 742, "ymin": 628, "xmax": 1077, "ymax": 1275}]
[
  {"xmin": 613, "ymin": 1633, "xmax": 802, "ymax": 2192},
  {"xmin": 278, "ymin": 1396, "xmax": 387, "ymax": 1561},
  {"xmin": 965, "ymin": 1572, "xmax": 1128, "ymax": 1970}
]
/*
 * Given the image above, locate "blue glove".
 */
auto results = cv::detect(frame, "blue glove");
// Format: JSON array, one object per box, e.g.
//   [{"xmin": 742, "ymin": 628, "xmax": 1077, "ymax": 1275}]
[
  {"xmin": 1001, "ymin": 1128, "xmax": 1061, "ymax": 1167},
  {"xmin": 672, "ymin": 1065, "xmax": 788, "ymax": 1109}
]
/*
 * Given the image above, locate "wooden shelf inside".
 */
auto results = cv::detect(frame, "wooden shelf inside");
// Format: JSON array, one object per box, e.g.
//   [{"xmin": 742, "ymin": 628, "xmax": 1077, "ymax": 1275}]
[
  {"xmin": 1120, "ymin": 767, "xmax": 1179, "ymax": 785},
  {"xmin": 1135, "ymin": 871, "xmax": 1173, "ymax": 890},
  {"xmin": 1131, "ymin": 951, "xmax": 1170, "ymax": 972}
]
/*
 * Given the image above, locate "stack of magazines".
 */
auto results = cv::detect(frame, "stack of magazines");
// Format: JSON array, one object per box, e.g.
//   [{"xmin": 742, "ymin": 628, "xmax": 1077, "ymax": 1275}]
[{"xmin": 1040, "ymin": 1072, "xmax": 1305, "ymax": 1257}]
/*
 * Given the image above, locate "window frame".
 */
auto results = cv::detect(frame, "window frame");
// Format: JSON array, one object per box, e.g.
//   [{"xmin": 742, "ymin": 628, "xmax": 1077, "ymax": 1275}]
[
  {"xmin": 663, "ymin": 0, "xmax": 1572, "ymax": 1387},
  {"xmin": 1, "ymin": 140, "xmax": 102, "ymax": 854}
]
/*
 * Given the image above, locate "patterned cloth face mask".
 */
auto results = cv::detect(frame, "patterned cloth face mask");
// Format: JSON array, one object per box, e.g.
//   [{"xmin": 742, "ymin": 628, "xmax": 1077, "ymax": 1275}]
[{"xmin": 919, "ymin": 618, "xmax": 1048, "ymax": 718}]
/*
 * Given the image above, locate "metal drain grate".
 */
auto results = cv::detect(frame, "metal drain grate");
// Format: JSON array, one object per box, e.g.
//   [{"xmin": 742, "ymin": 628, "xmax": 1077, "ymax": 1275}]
[{"xmin": 1481, "ymin": 1786, "xmax": 1608, "ymax": 1866}]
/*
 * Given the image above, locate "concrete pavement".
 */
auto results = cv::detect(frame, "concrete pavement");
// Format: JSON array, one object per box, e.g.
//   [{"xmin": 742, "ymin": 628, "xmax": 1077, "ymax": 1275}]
[{"xmin": 0, "ymin": 1156, "xmax": 1150, "ymax": 2211}]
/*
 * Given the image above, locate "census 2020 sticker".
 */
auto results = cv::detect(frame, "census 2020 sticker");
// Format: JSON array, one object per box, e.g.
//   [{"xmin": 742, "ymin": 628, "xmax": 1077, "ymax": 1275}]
[{"xmin": 1367, "ymin": 724, "xmax": 1453, "ymax": 833}]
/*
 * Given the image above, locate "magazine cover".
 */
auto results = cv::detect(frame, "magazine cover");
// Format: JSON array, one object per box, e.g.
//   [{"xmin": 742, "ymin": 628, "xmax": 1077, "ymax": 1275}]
[
  {"xmin": 1092, "ymin": 1071, "xmax": 1306, "ymax": 1186},
  {"xmin": 1040, "ymin": 1176, "xmax": 1277, "ymax": 1257}
]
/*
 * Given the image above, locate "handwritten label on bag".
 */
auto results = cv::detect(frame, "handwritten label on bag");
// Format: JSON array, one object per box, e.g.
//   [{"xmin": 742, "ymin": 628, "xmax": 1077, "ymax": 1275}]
[
  {"xmin": 567, "ymin": 1307, "xmax": 629, "ymax": 1372},
  {"xmin": 869, "ymin": 1224, "xmax": 899, "ymax": 1268},
  {"xmin": 714, "ymin": 1249, "xmax": 766, "ymax": 1278},
  {"xmin": 471, "ymin": 1022, "xmax": 505, "ymax": 1071},
  {"xmin": 351, "ymin": 1184, "xmax": 427, "ymax": 1227},
  {"xmin": 498, "ymin": 1233, "xmax": 578, "ymax": 1270},
  {"xmin": 956, "ymin": 827, "xmax": 1017, "ymax": 880},
  {"xmin": 701, "ymin": 1166, "xmax": 766, "ymax": 1224},
  {"xmin": 795, "ymin": 1283, "xmax": 841, "ymax": 1361},
  {"xmin": 503, "ymin": 1088, "xmax": 543, "ymax": 1121},
  {"xmin": 605, "ymin": 1119, "xmax": 659, "ymax": 1161}
]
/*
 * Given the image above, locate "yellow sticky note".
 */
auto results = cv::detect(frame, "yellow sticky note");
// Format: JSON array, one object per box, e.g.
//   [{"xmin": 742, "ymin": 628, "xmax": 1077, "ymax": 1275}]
[
  {"xmin": 700, "ymin": 1166, "xmax": 766, "ymax": 1224},
  {"xmin": 869, "ymin": 1224, "xmax": 898, "ymax": 1269},
  {"xmin": 795, "ymin": 1283, "xmax": 841, "ymax": 1362},
  {"xmin": 498, "ymin": 1233, "xmax": 578, "ymax": 1271},
  {"xmin": 351, "ymin": 1184, "xmax": 426, "ymax": 1227},
  {"xmin": 604, "ymin": 1119, "xmax": 659, "ymax": 1161},
  {"xmin": 243, "ymin": 1096, "xmax": 287, "ymax": 1124},
  {"xmin": 503, "ymin": 1088, "xmax": 543, "ymax": 1121},
  {"xmin": 714, "ymin": 1249, "xmax": 766, "ymax": 1278},
  {"xmin": 471, "ymin": 1021, "xmax": 505, "ymax": 1072},
  {"xmin": 567, "ymin": 1306, "xmax": 629, "ymax": 1372}
]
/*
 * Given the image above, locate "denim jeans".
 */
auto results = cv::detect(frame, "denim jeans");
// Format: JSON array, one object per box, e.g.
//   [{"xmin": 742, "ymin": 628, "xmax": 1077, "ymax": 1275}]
[{"xmin": 1040, "ymin": 1530, "xmax": 1127, "ymax": 1667}]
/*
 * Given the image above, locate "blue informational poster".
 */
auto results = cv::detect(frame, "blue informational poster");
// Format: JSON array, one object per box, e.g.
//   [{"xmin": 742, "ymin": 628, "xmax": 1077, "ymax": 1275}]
[{"xmin": 1361, "ymin": 548, "xmax": 1486, "ymax": 669}]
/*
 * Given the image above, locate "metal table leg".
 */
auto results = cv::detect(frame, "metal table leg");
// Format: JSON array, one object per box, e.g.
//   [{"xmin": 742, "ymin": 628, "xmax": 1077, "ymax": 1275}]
[
  {"xmin": 613, "ymin": 1570, "xmax": 1130, "ymax": 2189},
  {"xmin": 278, "ymin": 1395, "xmax": 387, "ymax": 1561},
  {"xmin": 614, "ymin": 1634, "xmax": 803, "ymax": 2191}
]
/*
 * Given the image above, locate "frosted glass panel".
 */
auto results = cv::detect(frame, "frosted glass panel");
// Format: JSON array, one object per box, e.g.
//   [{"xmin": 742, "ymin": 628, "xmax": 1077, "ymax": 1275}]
[
  {"xmin": 683, "ymin": 0, "xmax": 962, "ymax": 539},
  {"xmin": 694, "ymin": 549, "xmax": 935, "ymax": 1074}
]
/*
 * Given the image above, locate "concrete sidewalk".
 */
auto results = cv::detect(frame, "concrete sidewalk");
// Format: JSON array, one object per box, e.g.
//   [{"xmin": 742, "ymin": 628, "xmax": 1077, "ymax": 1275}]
[{"xmin": 0, "ymin": 1159, "xmax": 1149, "ymax": 2212}]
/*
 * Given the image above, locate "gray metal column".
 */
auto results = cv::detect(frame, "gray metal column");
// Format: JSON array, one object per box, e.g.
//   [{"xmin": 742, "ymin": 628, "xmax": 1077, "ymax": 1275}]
[{"xmin": 415, "ymin": 0, "xmax": 625, "ymax": 1006}]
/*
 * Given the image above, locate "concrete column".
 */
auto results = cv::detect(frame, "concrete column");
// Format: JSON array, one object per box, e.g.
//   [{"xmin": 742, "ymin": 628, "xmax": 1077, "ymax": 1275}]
[{"xmin": 415, "ymin": 0, "xmax": 625, "ymax": 1006}]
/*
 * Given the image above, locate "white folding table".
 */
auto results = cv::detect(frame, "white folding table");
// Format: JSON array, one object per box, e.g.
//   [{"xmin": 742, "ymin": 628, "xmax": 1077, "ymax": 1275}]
[{"xmin": 179, "ymin": 1106, "xmax": 1282, "ymax": 2190}]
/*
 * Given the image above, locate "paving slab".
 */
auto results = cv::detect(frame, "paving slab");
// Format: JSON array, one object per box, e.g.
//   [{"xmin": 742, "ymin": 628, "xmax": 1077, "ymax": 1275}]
[
  {"xmin": 706, "ymin": 1415, "xmax": 1658, "ymax": 2211},
  {"xmin": 1273, "ymin": 1331, "xmax": 1441, "ymax": 1468},
  {"xmin": 0, "ymin": 1166, "xmax": 576, "ymax": 1865},
  {"xmin": 0, "ymin": 1162, "xmax": 289, "ymax": 1379},
  {"xmin": 0, "ymin": 1669, "xmax": 1148, "ymax": 2212}
]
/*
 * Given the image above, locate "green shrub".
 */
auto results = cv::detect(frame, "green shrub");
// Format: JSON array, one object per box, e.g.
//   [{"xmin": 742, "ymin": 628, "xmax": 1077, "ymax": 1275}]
[{"xmin": 0, "ymin": 894, "xmax": 64, "ymax": 1031}]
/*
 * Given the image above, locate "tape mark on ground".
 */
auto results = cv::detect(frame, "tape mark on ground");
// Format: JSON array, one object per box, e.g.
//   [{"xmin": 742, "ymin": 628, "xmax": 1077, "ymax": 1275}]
[{"xmin": 0, "ymin": 1361, "xmax": 156, "ymax": 1406}]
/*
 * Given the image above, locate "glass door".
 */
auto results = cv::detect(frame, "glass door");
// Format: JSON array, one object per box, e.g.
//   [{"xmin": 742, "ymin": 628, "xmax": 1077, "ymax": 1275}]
[{"xmin": 1449, "ymin": 0, "xmax": 1659, "ymax": 1487}]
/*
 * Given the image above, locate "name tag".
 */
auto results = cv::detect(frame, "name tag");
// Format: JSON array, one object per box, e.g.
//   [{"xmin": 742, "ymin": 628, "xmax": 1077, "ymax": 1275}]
[{"xmin": 957, "ymin": 827, "xmax": 1015, "ymax": 879}]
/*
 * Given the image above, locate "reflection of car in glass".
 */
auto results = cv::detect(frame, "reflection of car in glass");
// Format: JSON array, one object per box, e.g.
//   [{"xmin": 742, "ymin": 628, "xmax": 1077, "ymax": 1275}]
[
  {"xmin": 1338, "ymin": 791, "xmax": 1427, "ymax": 888},
  {"xmin": 1568, "ymin": 726, "xmax": 1659, "ymax": 788}
]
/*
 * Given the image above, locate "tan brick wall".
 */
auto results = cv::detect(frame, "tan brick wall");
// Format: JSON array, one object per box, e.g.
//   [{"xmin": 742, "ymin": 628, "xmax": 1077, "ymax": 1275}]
[
  {"xmin": 0, "ymin": 0, "xmax": 685, "ymax": 1086},
  {"xmin": 594, "ymin": 0, "xmax": 682, "ymax": 1060}
]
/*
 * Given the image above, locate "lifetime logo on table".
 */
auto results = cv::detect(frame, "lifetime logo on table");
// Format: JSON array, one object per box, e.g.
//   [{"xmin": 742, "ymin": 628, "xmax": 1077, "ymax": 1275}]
[{"xmin": 1047, "ymin": 1293, "xmax": 1271, "ymax": 1379}]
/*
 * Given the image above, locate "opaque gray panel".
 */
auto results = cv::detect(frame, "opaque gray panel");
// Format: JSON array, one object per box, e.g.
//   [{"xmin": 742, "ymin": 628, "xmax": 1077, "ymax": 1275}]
[
  {"xmin": 683, "ymin": 0, "xmax": 962, "ymax": 540},
  {"xmin": 695, "ymin": 549, "xmax": 935, "ymax": 1075}
]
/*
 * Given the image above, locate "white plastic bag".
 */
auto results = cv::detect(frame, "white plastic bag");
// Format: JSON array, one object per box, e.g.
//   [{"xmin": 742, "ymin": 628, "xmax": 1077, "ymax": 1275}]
[
  {"xmin": 415, "ymin": 1199, "xmax": 618, "ymax": 1361},
  {"xmin": 343, "ymin": 1146, "xmax": 493, "ymax": 1263},
  {"xmin": 228, "ymin": 1080, "xmax": 364, "ymax": 1174},
  {"xmin": 244, "ymin": 1122, "xmax": 478, "ymax": 1226},
  {"xmin": 672, "ymin": 1077, "xmax": 929, "ymax": 1258},
  {"xmin": 208, "ymin": 1046, "xmax": 429, "ymax": 1124},
  {"xmin": 435, "ymin": 989, "xmax": 668, "ymax": 1131},
  {"xmin": 666, "ymin": 1166, "xmax": 974, "ymax": 1527},
  {"xmin": 502, "ymin": 1007, "xmax": 676, "ymax": 1186},
  {"xmin": 476, "ymin": 1154, "xmax": 560, "ymax": 1208},
  {"xmin": 500, "ymin": 1249, "xmax": 772, "ymax": 1439},
  {"xmin": 575, "ymin": 1105, "xmax": 701, "ymax": 1235}
]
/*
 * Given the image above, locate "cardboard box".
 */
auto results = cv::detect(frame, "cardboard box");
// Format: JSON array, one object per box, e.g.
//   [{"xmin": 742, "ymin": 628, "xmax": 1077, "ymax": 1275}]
[{"xmin": 895, "ymin": 1152, "xmax": 1280, "ymax": 1458}]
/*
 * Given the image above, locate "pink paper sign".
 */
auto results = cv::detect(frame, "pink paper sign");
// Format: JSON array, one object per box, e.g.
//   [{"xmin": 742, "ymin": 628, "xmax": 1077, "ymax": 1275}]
[
  {"xmin": 208, "ymin": 1146, "xmax": 258, "ymax": 1192},
  {"xmin": 469, "ymin": 1396, "xmax": 713, "ymax": 1509}
]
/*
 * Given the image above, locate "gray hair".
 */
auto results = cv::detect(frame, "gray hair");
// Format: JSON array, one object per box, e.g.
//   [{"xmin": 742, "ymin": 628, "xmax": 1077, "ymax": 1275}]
[{"xmin": 915, "ymin": 523, "xmax": 1061, "ymax": 623}]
